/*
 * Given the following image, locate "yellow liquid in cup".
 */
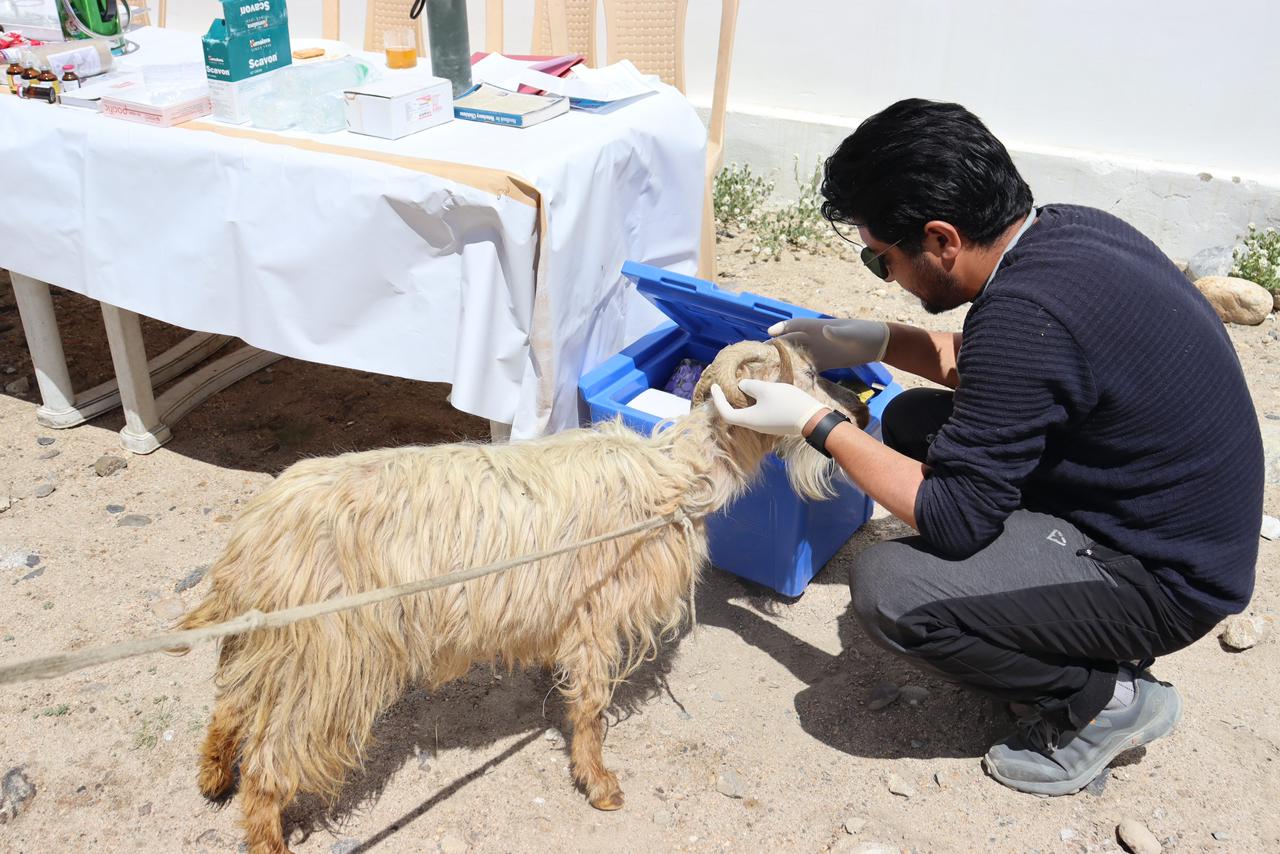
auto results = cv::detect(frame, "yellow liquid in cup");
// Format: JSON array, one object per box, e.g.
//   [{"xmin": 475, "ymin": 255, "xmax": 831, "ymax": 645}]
[{"xmin": 385, "ymin": 47, "xmax": 418, "ymax": 69}]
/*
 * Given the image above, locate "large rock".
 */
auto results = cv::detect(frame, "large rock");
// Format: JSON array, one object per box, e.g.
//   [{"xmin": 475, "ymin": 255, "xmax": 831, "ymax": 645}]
[
  {"xmin": 1194, "ymin": 276, "xmax": 1273, "ymax": 325},
  {"xmin": 0, "ymin": 767, "xmax": 36, "ymax": 824},
  {"xmin": 1186, "ymin": 246, "xmax": 1236, "ymax": 281},
  {"xmin": 1220, "ymin": 615, "xmax": 1272, "ymax": 651}
]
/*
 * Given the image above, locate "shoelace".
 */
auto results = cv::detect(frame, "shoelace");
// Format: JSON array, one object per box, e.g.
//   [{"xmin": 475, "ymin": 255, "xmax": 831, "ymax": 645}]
[{"xmin": 1016, "ymin": 716, "xmax": 1063, "ymax": 754}]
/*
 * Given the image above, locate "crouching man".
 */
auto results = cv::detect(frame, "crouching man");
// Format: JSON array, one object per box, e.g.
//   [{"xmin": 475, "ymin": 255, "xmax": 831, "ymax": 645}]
[{"xmin": 711, "ymin": 99, "xmax": 1264, "ymax": 795}]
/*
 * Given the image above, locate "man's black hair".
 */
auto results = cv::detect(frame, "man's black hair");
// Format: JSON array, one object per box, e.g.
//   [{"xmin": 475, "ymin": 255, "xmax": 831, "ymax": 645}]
[{"xmin": 821, "ymin": 99, "xmax": 1033, "ymax": 251}]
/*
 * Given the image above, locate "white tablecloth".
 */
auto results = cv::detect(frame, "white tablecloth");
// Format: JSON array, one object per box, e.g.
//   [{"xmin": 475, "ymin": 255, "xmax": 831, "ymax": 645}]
[{"xmin": 0, "ymin": 28, "xmax": 706, "ymax": 438}]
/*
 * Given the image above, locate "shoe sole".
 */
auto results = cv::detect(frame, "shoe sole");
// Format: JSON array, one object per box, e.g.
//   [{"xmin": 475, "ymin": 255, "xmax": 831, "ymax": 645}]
[{"xmin": 982, "ymin": 682, "xmax": 1184, "ymax": 797}]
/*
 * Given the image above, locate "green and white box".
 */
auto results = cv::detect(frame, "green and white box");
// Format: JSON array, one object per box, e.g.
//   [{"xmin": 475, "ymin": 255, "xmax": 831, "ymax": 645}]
[
  {"xmin": 203, "ymin": 19, "xmax": 292, "ymax": 82},
  {"xmin": 221, "ymin": 0, "xmax": 289, "ymax": 35}
]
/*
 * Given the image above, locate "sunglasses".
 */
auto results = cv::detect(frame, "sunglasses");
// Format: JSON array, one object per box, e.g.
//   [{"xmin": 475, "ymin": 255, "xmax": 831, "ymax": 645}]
[{"xmin": 828, "ymin": 218, "xmax": 901, "ymax": 281}]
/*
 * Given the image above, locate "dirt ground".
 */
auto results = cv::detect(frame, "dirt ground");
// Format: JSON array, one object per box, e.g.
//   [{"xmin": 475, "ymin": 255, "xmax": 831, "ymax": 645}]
[{"xmin": 0, "ymin": 236, "xmax": 1277, "ymax": 854}]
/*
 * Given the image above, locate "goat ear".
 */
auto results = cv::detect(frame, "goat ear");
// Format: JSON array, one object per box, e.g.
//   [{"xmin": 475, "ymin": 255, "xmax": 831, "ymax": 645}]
[{"xmin": 816, "ymin": 377, "xmax": 870, "ymax": 429}]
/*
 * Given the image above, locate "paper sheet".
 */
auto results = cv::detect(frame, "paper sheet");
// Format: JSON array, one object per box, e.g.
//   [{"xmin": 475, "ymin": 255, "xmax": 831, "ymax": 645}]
[
  {"xmin": 627, "ymin": 388, "xmax": 692, "ymax": 420},
  {"xmin": 471, "ymin": 54, "xmax": 658, "ymax": 108}
]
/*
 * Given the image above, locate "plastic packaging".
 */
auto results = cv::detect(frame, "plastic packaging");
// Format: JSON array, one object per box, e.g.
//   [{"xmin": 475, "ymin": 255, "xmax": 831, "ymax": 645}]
[
  {"xmin": 246, "ymin": 90, "xmax": 301, "ymax": 131},
  {"xmin": 248, "ymin": 57, "xmax": 375, "ymax": 133},
  {"xmin": 142, "ymin": 62, "xmax": 208, "ymax": 105},
  {"xmin": 27, "ymin": 41, "xmax": 113, "ymax": 79},
  {"xmin": 297, "ymin": 92, "xmax": 348, "ymax": 133}
]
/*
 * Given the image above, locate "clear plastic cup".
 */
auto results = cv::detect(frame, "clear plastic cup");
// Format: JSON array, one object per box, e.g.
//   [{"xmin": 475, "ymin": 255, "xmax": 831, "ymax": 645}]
[{"xmin": 384, "ymin": 27, "xmax": 417, "ymax": 69}]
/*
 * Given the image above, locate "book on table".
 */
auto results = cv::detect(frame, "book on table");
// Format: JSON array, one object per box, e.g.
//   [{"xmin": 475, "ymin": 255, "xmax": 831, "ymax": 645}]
[{"xmin": 453, "ymin": 83, "xmax": 569, "ymax": 128}]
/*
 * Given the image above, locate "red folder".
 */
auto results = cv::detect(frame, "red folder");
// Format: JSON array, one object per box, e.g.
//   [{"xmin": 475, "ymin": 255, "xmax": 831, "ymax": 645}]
[{"xmin": 468, "ymin": 52, "xmax": 586, "ymax": 95}]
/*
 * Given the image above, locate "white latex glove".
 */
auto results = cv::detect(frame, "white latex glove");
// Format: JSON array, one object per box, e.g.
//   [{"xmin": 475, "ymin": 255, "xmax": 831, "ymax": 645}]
[
  {"xmin": 768, "ymin": 317, "xmax": 889, "ymax": 372},
  {"xmin": 710, "ymin": 379, "xmax": 828, "ymax": 436}
]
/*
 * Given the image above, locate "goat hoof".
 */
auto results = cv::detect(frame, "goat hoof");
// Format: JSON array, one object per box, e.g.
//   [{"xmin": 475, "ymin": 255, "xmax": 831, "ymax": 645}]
[{"xmin": 590, "ymin": 790, "xmax": 625, "ymax": 811}]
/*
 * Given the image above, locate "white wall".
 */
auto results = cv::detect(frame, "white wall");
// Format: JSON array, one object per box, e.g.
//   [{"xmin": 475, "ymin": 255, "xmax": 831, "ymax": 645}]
[{"xmin": 167, "ymin": 1, "xmax": 1280, "ymax": 257}]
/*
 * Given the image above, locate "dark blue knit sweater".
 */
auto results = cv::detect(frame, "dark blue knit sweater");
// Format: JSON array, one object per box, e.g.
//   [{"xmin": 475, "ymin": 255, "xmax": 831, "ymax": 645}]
[{"xmin": 915, "ymin": 204, "xmax": 1263, "ymax": 618}]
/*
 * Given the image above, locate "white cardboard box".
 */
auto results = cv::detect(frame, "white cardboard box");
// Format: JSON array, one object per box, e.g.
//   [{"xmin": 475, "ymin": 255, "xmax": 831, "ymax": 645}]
[
  {"xmin": 100, "ymin": 89, "xmax": 213, "ymax": 128},
  {"xmin": 343, "ymin": 74, "xmax": 453, "ymax": 139}
]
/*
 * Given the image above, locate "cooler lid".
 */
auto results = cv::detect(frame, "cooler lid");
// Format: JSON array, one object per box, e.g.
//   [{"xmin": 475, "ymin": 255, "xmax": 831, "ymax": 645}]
[{"xmin": 623, "ymin": 261, "xmax": 827, "ymax": 345}]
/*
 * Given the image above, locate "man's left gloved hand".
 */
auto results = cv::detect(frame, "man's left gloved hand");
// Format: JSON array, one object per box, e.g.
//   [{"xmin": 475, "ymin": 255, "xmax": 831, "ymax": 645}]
[{"xmin": 710, "ymin": 379, "xmax": 828, "ymax": 436}]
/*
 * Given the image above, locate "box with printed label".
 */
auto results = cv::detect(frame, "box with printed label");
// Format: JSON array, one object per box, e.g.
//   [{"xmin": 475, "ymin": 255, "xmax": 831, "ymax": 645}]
[
  {"xmin": 343, "ymin": 74, "xmax": 453, "ymax": 139},
  {"xmin": 203, "ymin": 19, "xmax": 292, "ymax": 83},
  {"xmin": 101, "ymin": 90, "xmax": 214, "ymax": 128},
  {"xmin": 220, "ymin": 0, "xmax": 288, "ymax": 35}
]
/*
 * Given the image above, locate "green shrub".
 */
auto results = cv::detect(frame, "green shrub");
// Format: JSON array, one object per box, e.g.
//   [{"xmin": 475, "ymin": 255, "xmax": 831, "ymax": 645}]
[
  {"xmin": 713, "ymin": 159, "xmax": 838, "ymax": 262},
  {"xmin": 1232, "ymin": 224, "xmax": 1280, "ymax": 293}
]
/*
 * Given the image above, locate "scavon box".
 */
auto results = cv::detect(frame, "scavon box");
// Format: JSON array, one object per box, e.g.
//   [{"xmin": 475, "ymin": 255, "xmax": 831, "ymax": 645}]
[
  {"xmin": 203, "ymin": 21, "xmax": 291, "ymax": 81},
  {"xmin": 579, "ymin": 262, "xmax": 904, "ymax": 597},
  {"xmin": 202, "ymin": 0, "xmax": 291, "ymax": 83},
  {"xmin": 221, "ymin": 0, "xmax": 288, "ymax": 34}
]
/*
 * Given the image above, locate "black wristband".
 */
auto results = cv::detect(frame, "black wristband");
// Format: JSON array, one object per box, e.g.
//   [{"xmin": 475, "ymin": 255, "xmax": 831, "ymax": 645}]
[{"xmin": 805, "ymin": 410, "xmax": 850, "ymax": 458}]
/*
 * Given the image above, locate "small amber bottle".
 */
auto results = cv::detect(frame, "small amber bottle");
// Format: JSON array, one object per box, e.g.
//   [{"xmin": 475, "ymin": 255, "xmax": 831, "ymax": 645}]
[
  {"xmin": 38, "ymin": 63, "xmax": 60, "ymax": 96},
  {"xmin": 5, "ymin": 60, "xmax": 22, "ymax": 95},
  {"xmin": 19, "ymin": 63, "xmax": 40, "ymax": 97},
  {"xmin": 60, "ymin": 64, "xmax": 80, "ymax": 94}
]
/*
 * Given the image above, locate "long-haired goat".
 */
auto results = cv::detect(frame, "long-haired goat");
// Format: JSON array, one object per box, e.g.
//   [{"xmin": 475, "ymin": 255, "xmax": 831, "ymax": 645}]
[{"xmin": 181, "ymin": 339, "xmax": 868, "ymax": 854}]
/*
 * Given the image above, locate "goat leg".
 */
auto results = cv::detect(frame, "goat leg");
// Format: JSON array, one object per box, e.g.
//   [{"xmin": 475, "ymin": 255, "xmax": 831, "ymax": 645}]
[{"xmin": 563, "ymin": 644, "xmax": 625, "ymax": 810}]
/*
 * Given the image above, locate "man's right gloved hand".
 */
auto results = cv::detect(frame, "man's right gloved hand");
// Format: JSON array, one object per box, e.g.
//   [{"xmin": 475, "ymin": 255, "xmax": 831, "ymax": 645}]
[{"xmin": 768, "ymin": 317, "xmax": 890, "ymax": 372}]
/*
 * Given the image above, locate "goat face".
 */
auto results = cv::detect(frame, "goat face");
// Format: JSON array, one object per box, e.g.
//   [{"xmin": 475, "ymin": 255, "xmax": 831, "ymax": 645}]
[{"xmin": 691, "ymin": 339, "xmax": 870, "ymax": 500}]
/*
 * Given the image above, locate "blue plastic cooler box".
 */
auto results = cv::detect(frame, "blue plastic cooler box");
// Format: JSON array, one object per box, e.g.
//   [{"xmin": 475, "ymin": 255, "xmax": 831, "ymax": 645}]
[{"xmin": 579, "ymin": 262, "xmax": 903, "ymax": 596}]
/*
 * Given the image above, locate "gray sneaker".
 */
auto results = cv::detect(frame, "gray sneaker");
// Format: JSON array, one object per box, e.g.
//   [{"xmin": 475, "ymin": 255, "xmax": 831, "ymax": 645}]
[{"xmin": 982, "ymin": 672, "xmax": 1183, "ymax": 796}]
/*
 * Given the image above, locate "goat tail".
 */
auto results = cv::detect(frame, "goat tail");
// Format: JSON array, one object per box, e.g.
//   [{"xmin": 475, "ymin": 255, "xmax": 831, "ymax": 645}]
[{"xmin": 165, "ymin": 570, "xmax": 239, "ymax": 656}]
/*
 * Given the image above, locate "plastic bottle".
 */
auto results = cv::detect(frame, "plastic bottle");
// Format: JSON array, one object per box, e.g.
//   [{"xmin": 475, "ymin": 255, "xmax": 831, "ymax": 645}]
[{"xmin": 61, "ymin": 64, "xmax": 81, "ymax": 94}]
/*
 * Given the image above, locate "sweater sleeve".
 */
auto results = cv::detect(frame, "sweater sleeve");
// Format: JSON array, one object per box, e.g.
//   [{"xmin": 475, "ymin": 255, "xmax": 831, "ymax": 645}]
[{"xmin": 914, "ymin": 295, "xmax": 1096, "ymax": 558}]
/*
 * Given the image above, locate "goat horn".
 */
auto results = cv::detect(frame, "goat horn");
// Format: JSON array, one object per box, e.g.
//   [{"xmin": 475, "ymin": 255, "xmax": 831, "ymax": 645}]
[
  {"xmin": 769, "ymin": 339, "xmax": 795, "ymax": 385},
  {"xmin": 692, "ymin": 349, "xmax": 754, "ymax": 408}
]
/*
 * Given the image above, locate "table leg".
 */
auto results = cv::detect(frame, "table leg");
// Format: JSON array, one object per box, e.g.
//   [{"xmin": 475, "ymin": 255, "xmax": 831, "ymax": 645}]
[
  {"xmin": 8, "ymin": 272, "xmax": 237, "ymax": 431},
  {"xmin": 9, "ymin": 272, "xmax": 80, "ymax": 427},
  {"xmin": 100, "ymin": 301, "xmax": 172, "ymax": 454}
]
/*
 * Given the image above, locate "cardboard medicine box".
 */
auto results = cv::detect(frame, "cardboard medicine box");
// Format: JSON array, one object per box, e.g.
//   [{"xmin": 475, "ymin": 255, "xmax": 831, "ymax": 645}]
[
  {"xmin": 220, "ymin": 0, "xmax": 289, "ymax": 35},
  {"xmin": 203, "ymin": 20, "xmax": 291, "ymax": 82},
  {"xmin": 343, "ymin": 75, "xmax": 454, "ymax": 139},
  {"xmin": 579, "ymin": 262, "xmax": 904, "ymax": 597}
]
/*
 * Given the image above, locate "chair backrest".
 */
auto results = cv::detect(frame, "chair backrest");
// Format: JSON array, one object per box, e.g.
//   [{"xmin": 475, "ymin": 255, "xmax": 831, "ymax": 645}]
[
  {"xmin": 364, "ymin": 0, "xmax": 427, "ymax": 54},
  {"xmin": 539, "ymin": 1, "xmax": 740, "ymax": 157},
  {"xmin": 320, "ymin": 0, "xmax": 426, "ymax": 55},
  {"xmin": 530, "ymin": 0, "xmax": 597, "ymax": 66},
  {"xmin": 129, "ymin": 0, "xmax": 167, "ymax": 27}
]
